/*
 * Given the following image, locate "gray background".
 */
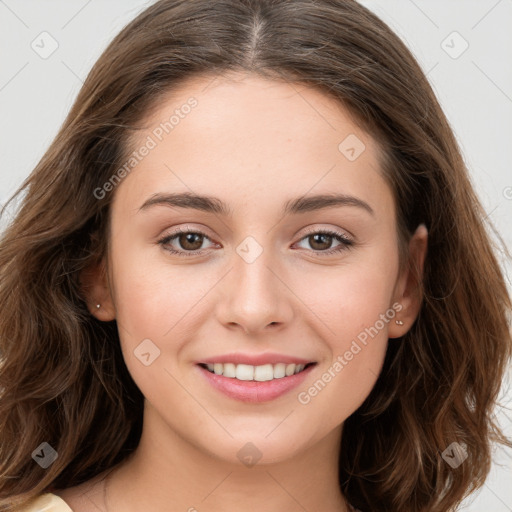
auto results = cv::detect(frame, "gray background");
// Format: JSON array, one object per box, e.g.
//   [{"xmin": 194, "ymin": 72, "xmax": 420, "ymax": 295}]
[{"xmin": 1, "ymin": 0, "xmax": 511, "ymax": 509}]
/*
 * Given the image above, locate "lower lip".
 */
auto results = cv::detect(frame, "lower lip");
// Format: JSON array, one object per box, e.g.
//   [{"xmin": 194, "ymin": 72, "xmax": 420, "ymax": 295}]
[{"xmin": 197, "ymin": 364, "xmax": 316, "ymax": 403}]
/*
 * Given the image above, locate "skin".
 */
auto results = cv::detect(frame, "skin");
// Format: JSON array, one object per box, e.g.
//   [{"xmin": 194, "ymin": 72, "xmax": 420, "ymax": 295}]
[{"xmin": 57, "ymin": 71, "xmax": 427, "ymax": 512}]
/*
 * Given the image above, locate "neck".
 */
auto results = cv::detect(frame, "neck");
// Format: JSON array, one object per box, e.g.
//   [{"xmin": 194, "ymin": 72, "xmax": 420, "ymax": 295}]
[{"xmin": 100, "ymin": 402, "xmax": 350, "ymax": 512}]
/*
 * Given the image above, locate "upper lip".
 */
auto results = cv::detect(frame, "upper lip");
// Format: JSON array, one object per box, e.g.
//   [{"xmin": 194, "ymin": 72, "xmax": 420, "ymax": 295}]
[{"xmin": 198, "ymin": 353, "xmax": 315, "ymax": 366}]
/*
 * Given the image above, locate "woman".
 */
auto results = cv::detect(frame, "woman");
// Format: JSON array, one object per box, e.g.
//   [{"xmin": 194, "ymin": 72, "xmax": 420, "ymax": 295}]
[{"xmin": 1, "ymin": 1, "xmax": 510, "ymax": 511}]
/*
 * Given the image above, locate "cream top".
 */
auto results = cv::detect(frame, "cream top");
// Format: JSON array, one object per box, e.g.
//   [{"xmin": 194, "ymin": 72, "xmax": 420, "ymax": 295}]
[{"xmin": 17, "ymin": 493, "xmax": 72, "ymax": 512}]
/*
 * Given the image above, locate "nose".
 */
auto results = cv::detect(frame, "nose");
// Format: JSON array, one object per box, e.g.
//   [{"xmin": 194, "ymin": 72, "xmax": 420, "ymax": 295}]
[{"xmin": 215, "ymin": 246, "xmax": 294, "ymax": 335}]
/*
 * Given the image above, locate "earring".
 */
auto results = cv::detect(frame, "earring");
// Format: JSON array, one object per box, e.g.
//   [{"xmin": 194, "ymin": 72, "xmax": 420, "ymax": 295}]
[
  {"xmin": 395, "ymin": 319, "xmax": 404, "ymax": 325},
  {"xmin": 96, "ymin": 304, "xmax": 101, "ymax": 309}
]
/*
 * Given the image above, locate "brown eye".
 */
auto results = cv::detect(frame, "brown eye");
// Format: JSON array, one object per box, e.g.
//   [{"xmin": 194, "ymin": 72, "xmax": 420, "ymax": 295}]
[
  {"xmin": 177, "ymin": 232, "xmax": 204, "ymax": 251},
  {"xmin": 158, "ymin": 229, "xmax": 215, "ymax": 257},
  {"xmin": 308, "ymin": 233, "xmax": 334, "ymax": 251},
  {"xmin": 295, "ymin": 229, "xmax": 354, "ymax": 256}
]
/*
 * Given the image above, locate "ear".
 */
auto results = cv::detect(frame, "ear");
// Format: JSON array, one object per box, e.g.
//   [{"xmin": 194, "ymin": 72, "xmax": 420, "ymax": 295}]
[
  {"xmin": 79, "ymin": 258, "xmax": 116, "ymax": 321},
  {"xmin": 388, "ymin": 223, "xmax": 428, "ymax": 339}
]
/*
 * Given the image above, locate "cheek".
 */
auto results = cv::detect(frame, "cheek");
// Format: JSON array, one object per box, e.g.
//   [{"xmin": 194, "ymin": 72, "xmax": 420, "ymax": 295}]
[
  {"xmin": 332, "ymin": 262, "xmax": 397, "ymax": 366},
  {"xmin": 297, "ymin": 256, "xmax": 398, "ymax": 341},
  {"xmin": 109, "ymin": 256, "xmax": 209, "ymax": 410},
  {"xmin": 293, "ymin": 261, "xmax": 397, "ymax": 419},
  {"xmin": 109, "ymin": 236, "xmax": 213, "ymax": 337},
  {"xmin": 109, "ymin": 243, "xmax": 248, "ymax": 411}
]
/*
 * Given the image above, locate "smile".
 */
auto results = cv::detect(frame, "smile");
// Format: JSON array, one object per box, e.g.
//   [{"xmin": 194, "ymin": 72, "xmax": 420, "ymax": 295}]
[
  {"xmin": 199, "ymin": 362, "xmax": 316, "ymax": 381},
  {"xmin": 196, "ymin": 361, "xmax": 318, "ymax": 403}
]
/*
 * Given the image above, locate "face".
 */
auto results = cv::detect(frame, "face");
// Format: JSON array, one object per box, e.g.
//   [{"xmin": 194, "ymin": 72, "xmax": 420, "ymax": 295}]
[{"xmin": 90, "ymin": 71, "xmax": 426, "ymax": 466}]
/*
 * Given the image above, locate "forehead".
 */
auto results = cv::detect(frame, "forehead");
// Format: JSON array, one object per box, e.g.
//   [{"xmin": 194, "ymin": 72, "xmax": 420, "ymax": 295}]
[
  {"xmin": 139, "ymin": 71, "xmax": 371, "ymax": 151},
  {"xmin": 115, "ymin": 71, "xmax": 392, "ymax": 220}
]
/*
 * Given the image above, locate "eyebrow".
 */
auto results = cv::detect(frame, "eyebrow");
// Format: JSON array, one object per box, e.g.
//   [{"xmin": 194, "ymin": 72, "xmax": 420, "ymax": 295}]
[{"xmin": 138, "ymin": 192, "xmax": 374, "ymax": 217}]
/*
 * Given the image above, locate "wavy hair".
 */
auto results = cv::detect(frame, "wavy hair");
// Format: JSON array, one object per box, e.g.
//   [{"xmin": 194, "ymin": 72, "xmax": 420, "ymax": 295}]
[{"xmin": 1, "ymin": 1, "xmax": 511, "ymax": 510}]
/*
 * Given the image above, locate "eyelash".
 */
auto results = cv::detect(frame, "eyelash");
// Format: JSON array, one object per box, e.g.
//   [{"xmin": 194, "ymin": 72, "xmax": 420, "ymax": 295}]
[{"xmin": 157, "ymin": 227, "xmax": 354, "ymax": 258}]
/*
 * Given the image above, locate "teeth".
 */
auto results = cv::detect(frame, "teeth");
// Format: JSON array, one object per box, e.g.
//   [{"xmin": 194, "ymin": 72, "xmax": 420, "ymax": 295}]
[
  {"xmin": 203, "ymin": 362, "xmax": 310, "ymax": 380},
  {"xmin": 273, "ymin": 363, "xmax": 286, "ymax": 378},
  {"xmin": 236, "ymin": 364, "xmax": 255, "ymax": 381},
  {"xmin": 223, "ymin": 363, "xmax": 236, "ymax": 378}
]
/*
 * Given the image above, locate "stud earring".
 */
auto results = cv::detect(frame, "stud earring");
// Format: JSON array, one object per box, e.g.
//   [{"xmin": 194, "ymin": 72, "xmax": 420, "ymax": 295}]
[
  {"xmin": 96, "ymin": 304, "xmax": 101, "ymax": 309},
  {"xmin": 395, "ymin": 319, "xmax": 404, "ymax": 325}
]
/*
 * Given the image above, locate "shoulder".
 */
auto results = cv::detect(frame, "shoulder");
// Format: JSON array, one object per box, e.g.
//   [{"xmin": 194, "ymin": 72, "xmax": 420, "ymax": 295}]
[{"xmin": 16, "ymin": 493, "xmax": 73, "ymax": 512}]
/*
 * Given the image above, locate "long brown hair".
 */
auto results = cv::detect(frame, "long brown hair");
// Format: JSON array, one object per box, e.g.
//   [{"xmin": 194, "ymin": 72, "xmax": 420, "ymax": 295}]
[{"xmin": 1, "ymin": 1, "xmax": 511, "ymax": 510}]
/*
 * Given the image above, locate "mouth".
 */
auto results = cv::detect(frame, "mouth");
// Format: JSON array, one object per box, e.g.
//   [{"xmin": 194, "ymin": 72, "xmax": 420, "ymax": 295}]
[
  {"xmin": 198, "ymin": 361, "xmax": 317, "ymax": 381},
  {"xmin": 196, "ymin": 360, "xmax": 318, "ymax": 403}
]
